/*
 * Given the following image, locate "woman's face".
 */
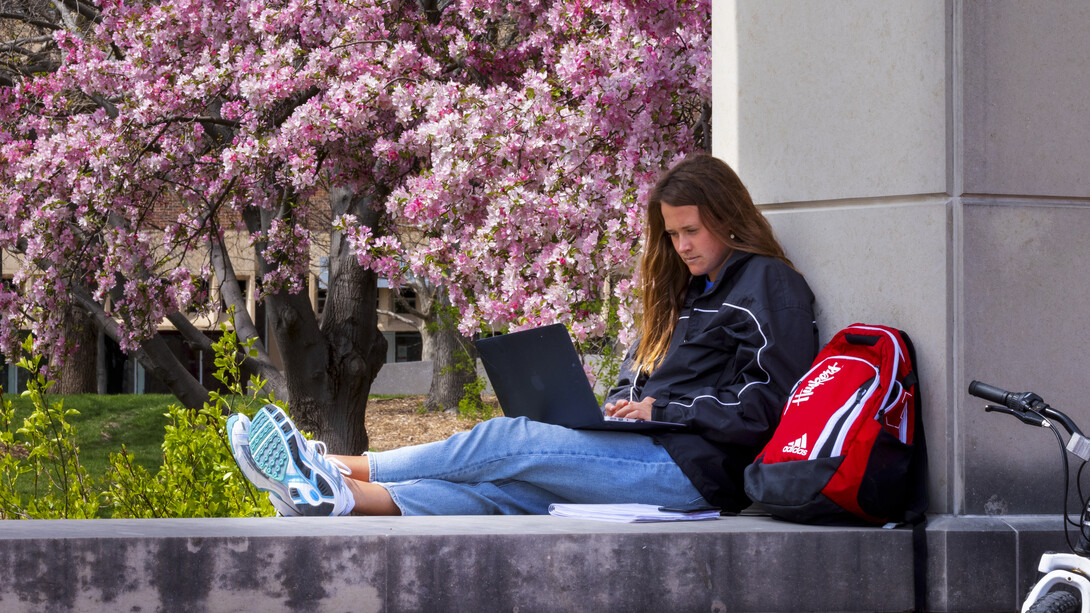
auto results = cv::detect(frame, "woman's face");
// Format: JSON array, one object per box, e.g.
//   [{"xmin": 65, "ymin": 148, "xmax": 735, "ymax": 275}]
[{"xmin": 661, "ymin": 202, "xmax": 732, "ymax": 281}]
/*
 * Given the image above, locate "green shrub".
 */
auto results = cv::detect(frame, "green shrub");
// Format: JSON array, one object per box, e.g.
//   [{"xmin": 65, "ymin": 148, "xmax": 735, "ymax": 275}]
[
  {"xmin": 0, "ymin": 321, "xmax": 279, "ymax": 519},
  {"xmin": 458, "ymin": 374, "xmax": 495, "ymax": 421},
  {"xmin": 0, "ymin": 342, "xmax": 98, "ymax": 519}
]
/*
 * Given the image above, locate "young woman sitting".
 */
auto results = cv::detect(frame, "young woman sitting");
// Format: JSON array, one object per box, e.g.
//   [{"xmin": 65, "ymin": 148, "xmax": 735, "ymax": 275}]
[{"xmin": 226, "ymin": 154, "xmax": 819, "ymax": 516}]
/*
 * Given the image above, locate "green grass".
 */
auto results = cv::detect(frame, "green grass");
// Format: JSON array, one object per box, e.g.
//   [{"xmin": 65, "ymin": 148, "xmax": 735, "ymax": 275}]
[
  {"xmin": 3, "ymin": 393, "xmax": 400, "ymax": 485},
  {"xmin": 4, "ymin": 393, "xmax": 176, "ymax": 482}
]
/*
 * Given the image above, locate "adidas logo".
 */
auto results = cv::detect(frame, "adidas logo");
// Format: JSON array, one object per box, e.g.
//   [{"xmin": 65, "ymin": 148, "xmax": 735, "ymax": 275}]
[{"xmin": 782, "ymin": 434, "xmax": 809, "ymax": 456}]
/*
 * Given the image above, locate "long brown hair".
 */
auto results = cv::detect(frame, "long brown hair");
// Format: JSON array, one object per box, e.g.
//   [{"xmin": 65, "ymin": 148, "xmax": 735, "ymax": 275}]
[{"xmin": 634, "ymin": 154, "xmax": 793, "ymax": 373}]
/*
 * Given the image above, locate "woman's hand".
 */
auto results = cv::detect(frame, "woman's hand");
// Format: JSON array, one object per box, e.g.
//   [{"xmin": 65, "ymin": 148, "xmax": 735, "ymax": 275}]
[{"xmin": 603, "ymin": 397, "xmax": 656, "ymax": 421}]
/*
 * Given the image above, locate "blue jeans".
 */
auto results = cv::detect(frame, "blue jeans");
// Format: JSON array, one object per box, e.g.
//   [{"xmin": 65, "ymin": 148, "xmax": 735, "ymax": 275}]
[{"xmin": 367, "ymin": 416, "xmax": 708, "ymax": 515}]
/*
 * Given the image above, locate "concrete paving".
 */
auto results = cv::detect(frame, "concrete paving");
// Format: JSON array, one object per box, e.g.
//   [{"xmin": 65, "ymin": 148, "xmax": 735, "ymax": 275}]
[{"xmin": 0, "ymin": 513, "xmax": 1068, "ymax": 612}]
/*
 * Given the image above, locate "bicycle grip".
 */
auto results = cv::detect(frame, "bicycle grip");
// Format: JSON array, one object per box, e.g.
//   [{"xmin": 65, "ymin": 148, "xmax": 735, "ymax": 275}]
[{"xmin": 968, "ymin": 380, "xmax": 1014, "ymax": 407}]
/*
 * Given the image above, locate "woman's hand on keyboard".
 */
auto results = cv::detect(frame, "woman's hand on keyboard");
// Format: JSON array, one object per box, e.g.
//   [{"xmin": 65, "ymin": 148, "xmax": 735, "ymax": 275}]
[{"xmin": 603, "ymin": 397, "xmax": 656, "ymax": 421}]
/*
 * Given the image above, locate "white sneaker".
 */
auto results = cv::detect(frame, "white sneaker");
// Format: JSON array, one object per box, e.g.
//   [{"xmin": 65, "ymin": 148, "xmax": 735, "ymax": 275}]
[
  {"xmin": 227, "ymin": 412, "xmax": 301, "ymax": 515},
  {"xmin": 236, "ymin": 405, "xmax": 355, "ymax": 516},
  {"xmin": 267, "ymin": 492, "xmax": 301, "ymax": 517}
]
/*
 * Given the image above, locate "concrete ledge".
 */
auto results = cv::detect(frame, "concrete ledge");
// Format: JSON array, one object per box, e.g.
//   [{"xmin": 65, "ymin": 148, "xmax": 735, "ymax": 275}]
[
  {"xmin": 0, "ymin": 514, "xmax": 1070, "ymax": 612},
  {"xmin": 925, "ymin": 515, "xmax": 1069, "ymax": 613}
]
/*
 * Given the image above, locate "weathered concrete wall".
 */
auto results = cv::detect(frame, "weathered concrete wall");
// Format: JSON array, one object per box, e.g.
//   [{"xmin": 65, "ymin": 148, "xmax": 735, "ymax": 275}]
[
  {"xmin": 370, "ymin": 360, "xmax": 435, "ymax": 396},
  {"xmin": 712, "ymin": 0, "xmax": 1090, "ymax": 515},
  {"xmin": 0, "ymin": 514, "xmax": 1068, "ymax": 612}
]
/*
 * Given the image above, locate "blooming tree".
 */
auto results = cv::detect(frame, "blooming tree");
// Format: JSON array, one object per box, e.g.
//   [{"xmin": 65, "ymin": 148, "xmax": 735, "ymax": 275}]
[{"xmin": 0, "ymin": 0, "xmax": 710, "ymax": 453}]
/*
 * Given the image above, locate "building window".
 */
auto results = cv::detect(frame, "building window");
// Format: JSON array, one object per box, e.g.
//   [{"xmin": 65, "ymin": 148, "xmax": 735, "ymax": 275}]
[
  {"xmin": 316, "ymin": 257, "xmax": 329, "ymax": 316},
  {"xmin": 219, "ymin": 278, "xmax": 249, "ymax": 313},
  {"xmin": 394, "ymin": 332, "xmax": 422, "ymax": 362},
  {"xmin": 394, "ymin": 287, "xmax": 417, "ymax": 314}
]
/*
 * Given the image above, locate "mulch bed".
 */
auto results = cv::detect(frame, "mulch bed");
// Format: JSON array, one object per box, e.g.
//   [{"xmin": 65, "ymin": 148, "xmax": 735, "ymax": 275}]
[{"xmin": 365, "ymin": 395, "xmax": 497, "ymax": 451}]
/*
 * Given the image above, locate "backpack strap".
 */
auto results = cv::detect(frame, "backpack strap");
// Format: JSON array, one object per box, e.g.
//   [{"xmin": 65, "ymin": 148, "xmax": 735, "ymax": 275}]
[
  {"xmin": 844, "ymin": 332, "xmax": 880, "ymax": 346},
  {"xmin": 902, "ymin": 370, "xmax": 919, "ymax": 391},
  {"xmin": 898, "ymin": 329, "xmax": 928, "ymax": 524},
  {"xmin": 895, "ymin": 329, "xmax": 929, "ymax": 612},
  {"xmin": 912, "ymin": 518, "xmax": 929, "ymax": 613}
]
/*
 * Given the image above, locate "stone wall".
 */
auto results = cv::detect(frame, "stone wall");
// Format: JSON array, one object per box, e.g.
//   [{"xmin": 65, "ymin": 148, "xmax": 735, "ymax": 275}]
[{"xmin": 712, "ymin": 0, "xmax": 1090, "ymax": 514}]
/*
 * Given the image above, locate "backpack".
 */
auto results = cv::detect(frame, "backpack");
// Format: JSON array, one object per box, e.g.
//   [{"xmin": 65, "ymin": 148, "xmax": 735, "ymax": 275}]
[{"xmin": 743, "ymin": 323, "xmax": 928, "ymax": 525}]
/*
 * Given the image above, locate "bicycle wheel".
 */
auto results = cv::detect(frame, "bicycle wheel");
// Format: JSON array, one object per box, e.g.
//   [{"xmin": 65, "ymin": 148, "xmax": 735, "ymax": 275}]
[{"xmin": 1026, "ymin": 590, "xmax": 1080, "ymax": 613}]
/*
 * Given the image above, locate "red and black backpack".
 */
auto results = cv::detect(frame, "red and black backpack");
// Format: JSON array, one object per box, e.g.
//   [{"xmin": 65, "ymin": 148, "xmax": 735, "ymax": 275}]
[{"xmin": 743, "ymin": 323, "xmax": 928, "ymax": 525}]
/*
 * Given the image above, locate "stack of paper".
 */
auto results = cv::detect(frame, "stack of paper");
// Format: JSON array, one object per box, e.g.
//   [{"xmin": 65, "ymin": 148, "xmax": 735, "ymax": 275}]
[{"xmin": 547, "ymin": 503, "xmax": 720, "ymax": 523}]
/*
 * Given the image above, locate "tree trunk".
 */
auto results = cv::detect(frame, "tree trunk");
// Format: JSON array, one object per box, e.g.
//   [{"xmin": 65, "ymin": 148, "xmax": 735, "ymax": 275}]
[
  {"xmin": 257, "ymin": 186, "xmax": 387, "ymax": 454},
  {"xmin": 422, "ymin": 290, "xmax": 479, "ymax": 413},
  {"xmin": 392, "ymin": 280, "xmax": 480, "ymax": 414},
  {"xmin": 54, "ymin": 304, "xmax": 98, "ymax": 395}
]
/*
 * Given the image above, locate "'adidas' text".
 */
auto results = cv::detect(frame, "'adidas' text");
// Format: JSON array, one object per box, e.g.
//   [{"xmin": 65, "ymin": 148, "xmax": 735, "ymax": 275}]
[{"xmin": 782, "ymin": 434, "xmax": 808, "ymax": 456}]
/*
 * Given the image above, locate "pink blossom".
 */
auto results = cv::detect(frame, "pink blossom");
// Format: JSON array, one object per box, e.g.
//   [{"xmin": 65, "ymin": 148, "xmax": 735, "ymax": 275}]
[{"xmin": 0, "ymin": 0, "xmax": 709, "ymax": 363}]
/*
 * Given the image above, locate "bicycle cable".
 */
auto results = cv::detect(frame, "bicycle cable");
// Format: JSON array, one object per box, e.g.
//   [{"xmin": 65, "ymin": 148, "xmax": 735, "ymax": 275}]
[
  {"xmin": 1042, "ymin": 415, "xmax": 1080, "ymax": 551},
  {"xmin": 1078, "ymin": 461, "xmax": 1087, "ymax": 522},
  {"xmin": 1079, "ymin": 461, "xmax": 1090, "ymax": 546}
]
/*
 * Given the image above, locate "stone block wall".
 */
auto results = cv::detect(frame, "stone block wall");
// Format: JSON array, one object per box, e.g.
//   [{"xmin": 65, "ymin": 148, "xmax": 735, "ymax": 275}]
[{"xmin": 712, "ymin": 0, "xmax": 1090, "ymax": 514}]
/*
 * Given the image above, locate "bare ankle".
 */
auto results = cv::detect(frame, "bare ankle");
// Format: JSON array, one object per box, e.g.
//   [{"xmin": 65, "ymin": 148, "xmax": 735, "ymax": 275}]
[
  {"xmin": 331, "ymin": 454, "xmax": 371, "ymax": 482},
  {"xmin": 347, "ymin": 481, "xmax": 401, "ymax": 516}
]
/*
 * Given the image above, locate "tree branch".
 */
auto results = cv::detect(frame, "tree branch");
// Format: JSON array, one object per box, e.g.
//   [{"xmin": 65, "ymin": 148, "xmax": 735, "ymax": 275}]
[
  {"xmin": 69, "ymin": 287, "xmax": 210, "ymax": 409},
  {"xmin": 331, "ymin": 39, "xmax": 393, "ymax": 50},
  {"xmin": 165, "ymin": 311, "xmax": 288, "ymax": 400},
  {"xmin": 416, "ymin": 0, "xmax": 454, "ymax": 25},
  {"xmin": 150, "ymin": 115, "xmax": 241, "ymax": 129},
  {"xmin": 55, "ymin": 0, "xmax": 100, "ymax": 25},
  {"xmin": 50, "ymin": 0, "xmax": 80, "ymax": 31},
  {"xmin": 208, "ymin": 232, "xmax": 271, "ymax": 357},
  {"xmin": 165, "ymin": 312, "xmax": 214, "ymax": 354},
  {"xmin": 696, "ymin": 100, "xmax": 711, "ymax": 151},
  {"xmin": 376, "ymin": 308, "xmax": 421, "ymax": 328},
  {"xmin": 1, "ymin": 36, "xmax": 55, "ymax": 49},
  {"xmin": 268, "ymin": 85, "xmax": 320, "ymax": 128},
  {"xmin": 0, "ymin": 13, "xmax": 63, "ymax": 31},
  {"xmin": 85, "ymin": 91, "xmax": 118, "ymax": 119}
]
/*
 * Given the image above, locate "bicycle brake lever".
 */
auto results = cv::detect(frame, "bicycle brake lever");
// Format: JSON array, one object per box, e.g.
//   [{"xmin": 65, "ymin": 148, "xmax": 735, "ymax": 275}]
[{"xmin": 985, "ymin": 404, "xmax": 1049, "ymax": 427}]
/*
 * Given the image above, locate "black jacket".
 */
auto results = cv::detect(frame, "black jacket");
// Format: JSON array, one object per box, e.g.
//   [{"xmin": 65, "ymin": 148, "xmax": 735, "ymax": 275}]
[{"xmin": 605, "ymin": 251, "xmax": 818, "ymax": 511}]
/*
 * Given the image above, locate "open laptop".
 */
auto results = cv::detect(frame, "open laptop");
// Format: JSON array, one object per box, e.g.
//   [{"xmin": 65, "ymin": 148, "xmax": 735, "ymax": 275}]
[{"xmin": 475, "ymin": 323, "xmax": 685, "ymax": 432}]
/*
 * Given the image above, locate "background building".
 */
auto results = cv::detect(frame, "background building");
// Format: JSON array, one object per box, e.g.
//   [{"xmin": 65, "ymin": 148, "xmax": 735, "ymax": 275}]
[{"xmin": 0, "ymin": 244, "xmax": 424, "ymax": 396}]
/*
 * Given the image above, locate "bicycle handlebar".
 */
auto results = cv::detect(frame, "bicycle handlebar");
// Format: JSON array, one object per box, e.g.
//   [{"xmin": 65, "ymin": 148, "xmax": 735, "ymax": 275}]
[
  {"xmin": 969, "ymin": 380, "xmax": 1051, "ymax": 413},
  {"xmin": 972, "ymin": 380, "xmax": 1090, "ymax": 559},
  {"xmin": 969, "ymin": 380, "xmax": 1053, "ymax": 412},
  {"xmin": 968, "ymin": 379, "xmax": 1049, "ymax": 427},
  {"xmin": 968, "ymin": 380, "xmax": 1022, "ymax": 410},
  {"xmin": 970, "ymin": 380, "xmax": 1085, "ymax": 439}
]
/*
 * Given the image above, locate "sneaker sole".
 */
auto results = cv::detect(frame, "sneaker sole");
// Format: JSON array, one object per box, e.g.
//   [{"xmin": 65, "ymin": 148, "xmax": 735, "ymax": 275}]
[
  {"xmin": 248, "ymin": 406, "xmax": 339, "ymax": 516},
  {"xmin": 226, "ymin": 414, "xmax": 299, "ymax": 515}
]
